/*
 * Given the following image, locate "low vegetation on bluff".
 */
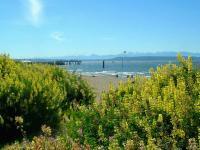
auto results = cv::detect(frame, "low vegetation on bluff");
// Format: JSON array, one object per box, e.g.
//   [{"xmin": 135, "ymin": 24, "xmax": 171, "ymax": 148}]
[
  {"xmin": 1, "ymin": 54, "xmax": 200, "ymax": 149},
  {"xmin": 0, "ymin": 55, "xmax": 94, "ymax": 144}
]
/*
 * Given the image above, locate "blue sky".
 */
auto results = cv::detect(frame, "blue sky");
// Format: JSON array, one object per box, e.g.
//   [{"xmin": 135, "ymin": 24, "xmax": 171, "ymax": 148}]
[{"xmin": 0, "ymin": 0, "xmax": 200, "ymax": 58}]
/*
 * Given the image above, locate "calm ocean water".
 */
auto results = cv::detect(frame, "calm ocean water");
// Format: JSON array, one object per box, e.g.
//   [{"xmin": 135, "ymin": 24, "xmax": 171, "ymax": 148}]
[{"xmin": 62, "ymin": 57, "xmax": 200, "ymax": 77}]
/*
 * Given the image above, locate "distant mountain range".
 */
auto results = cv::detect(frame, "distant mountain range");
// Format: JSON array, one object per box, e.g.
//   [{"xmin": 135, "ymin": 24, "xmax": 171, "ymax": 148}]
[{"xmin": 23, "ymin": 51, "xmax": 200, "ymax": 60}]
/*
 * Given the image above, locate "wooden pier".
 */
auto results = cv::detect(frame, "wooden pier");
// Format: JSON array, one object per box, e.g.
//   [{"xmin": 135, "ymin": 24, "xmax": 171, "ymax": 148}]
[
  {"xmin": 18, "ymin": 59, "xmax": 82, "ymax": 65},
  {"xmin": 49, "ymin": 60, "xmax": 82, "ymax": 65}
]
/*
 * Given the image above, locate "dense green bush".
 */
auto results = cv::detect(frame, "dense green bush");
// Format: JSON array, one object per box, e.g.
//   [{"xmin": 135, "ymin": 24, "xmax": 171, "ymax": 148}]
[
  {"xmin": 65, "ymin": 54, "xmax": 200, "ymax": 149},
  {"xmin": 0, "ymin": 55, "xmax": 94, "ymax": 143}
]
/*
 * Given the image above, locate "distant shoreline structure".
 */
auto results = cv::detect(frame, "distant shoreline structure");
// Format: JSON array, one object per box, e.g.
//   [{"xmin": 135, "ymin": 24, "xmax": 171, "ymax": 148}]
[
  {"xmin": 16, "ymin": 56, "xmax": 200, "ymax": 78},
  {"xmin": 16, "ymin": 59, "xmax": 82, "ymax": 65}
]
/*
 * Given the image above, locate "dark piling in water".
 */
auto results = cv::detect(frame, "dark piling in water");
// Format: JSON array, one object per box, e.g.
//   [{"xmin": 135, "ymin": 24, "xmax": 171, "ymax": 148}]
[{"xmin": 103, "ymin": 60, "xmax": 105, "ymax": 69}]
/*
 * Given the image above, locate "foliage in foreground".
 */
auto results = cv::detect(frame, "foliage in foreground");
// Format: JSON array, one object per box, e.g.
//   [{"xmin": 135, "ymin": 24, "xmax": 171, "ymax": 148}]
[
  {"xmin": 0, "ymin": 55, "xmax": 94, "ymax": 143},
  {"xmin": 65, "ymin": 55, "xmax": 200, "ymax": 149},
  {"xmin": 4, "ymin": 55, "xmax": 200, "ymax": 149}
]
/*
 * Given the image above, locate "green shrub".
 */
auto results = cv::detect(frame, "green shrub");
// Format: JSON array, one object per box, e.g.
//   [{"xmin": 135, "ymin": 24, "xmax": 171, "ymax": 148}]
[
  {"xmin": 3, "ymin": 54, "xmax": 200, "ymax": 149},
  {"xmin": 0, "ymin": 55, "xmax": 94, "ymax": 143},
  {"xmin": 65, "ymin": 55, "xmax": 200, "ymax": 149}
]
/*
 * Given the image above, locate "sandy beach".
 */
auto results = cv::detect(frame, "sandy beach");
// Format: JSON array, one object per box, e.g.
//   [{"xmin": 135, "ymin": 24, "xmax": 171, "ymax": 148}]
[{"xmin": 82, "ymin": 75, "xmax": 128, "ymax": 100}]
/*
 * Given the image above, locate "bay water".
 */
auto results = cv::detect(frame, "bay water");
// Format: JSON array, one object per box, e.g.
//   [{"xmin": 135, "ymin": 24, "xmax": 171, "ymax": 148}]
[{"xmin": 63, "ymin": 57, "xmax": 200, "ymax": 77}]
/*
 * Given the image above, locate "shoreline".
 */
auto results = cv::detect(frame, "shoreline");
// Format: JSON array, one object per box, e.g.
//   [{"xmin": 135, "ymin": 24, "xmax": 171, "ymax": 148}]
[
  {"xmin": 70, "ymin": 70, "xmax": 150, "ymax": 78},
  {"xmin": 82, "ymin": 75, "xmax": 129, "ymax": 100}
]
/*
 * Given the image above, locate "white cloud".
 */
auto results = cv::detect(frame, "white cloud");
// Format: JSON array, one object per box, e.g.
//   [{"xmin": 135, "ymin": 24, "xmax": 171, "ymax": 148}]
[
  {"xmin": 51, "ymin": 32, "xmax": 65, "ymax": 42},
  {"xmin": 28, "ymin": 0, "xmax": 43, "ymax": 26}
]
